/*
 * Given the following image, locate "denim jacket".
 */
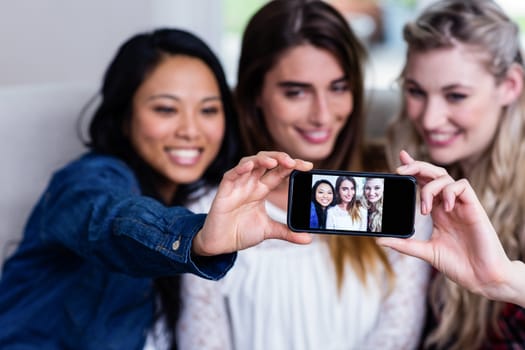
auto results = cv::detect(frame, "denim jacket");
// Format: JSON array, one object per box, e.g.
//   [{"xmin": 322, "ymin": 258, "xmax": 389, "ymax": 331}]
[{"xmin": 0, "ymin": 153, "xmax": 236, "ymax": 349}]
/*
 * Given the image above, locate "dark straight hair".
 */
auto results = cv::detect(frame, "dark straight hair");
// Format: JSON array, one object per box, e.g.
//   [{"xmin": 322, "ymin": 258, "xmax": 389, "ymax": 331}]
[
  {"xmin": 87, "ymin": 28, "xmax": 240, "ymax": 202},
  {"xmin": 82, "ymin": 28, "xmax": 240, "ymax": 349}
]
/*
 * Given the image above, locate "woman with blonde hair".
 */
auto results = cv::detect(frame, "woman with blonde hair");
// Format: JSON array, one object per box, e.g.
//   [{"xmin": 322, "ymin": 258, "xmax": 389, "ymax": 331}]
[
  {"xmin": 385, "ymin": 0, "xmax": 525, "ymax": 348},
  {"xmin": 364, "ymin": 177, "xmax": 384, "ymax": 232},
  {"xmin": 178, "ymin": 1, "xmax": 430, "ymax": 349}
]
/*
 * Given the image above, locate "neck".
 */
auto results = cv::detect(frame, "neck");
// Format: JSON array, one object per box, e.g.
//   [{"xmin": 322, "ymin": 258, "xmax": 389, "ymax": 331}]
[{"xmin": 156, "ymin": 180, "xmax": 178, "ymax": 205}]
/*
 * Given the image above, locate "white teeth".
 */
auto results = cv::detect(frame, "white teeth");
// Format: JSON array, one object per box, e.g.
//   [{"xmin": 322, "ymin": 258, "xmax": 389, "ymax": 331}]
[
  {"xmin": 169, "ymin": 149, "xmax": 200, "ymax": 158},
  {"xmin": 305, "ymin": 130, "xmax": 328, "ymax": 139},
  {"xmin": 428, "ymin": 133, "xmax": 453, "ymax": 142}
]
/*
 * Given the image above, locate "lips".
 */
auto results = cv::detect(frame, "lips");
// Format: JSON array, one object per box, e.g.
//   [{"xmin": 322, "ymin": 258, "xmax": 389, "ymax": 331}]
[
  {"xmin": 297, "ymin": 128, "xmax": 331, "ymax": 144},
  {"xmin": 425, "ymin": 130, "xmax": 461, "ymax": 147},
  {"xmin": 167, "ymin": 148, "xmax": 202, "ymax": 165}
]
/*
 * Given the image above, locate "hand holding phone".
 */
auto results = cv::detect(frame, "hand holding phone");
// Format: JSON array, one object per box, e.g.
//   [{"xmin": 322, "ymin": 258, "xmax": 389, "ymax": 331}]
[{"xmin": 287, "ymin": 169, "xmax": 416, "ymax": 238}]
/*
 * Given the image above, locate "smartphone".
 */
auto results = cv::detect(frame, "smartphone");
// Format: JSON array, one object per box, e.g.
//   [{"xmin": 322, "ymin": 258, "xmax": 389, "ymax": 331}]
[{"xmin": 287, "ymin": 169, "xmax": 416, "ymax": 238}]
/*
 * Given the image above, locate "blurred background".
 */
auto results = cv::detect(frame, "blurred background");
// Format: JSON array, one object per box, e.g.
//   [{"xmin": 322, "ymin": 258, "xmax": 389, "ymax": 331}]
[{"xmin": 2, "ymin": 0, "xmax": 524, "ymax": 90}]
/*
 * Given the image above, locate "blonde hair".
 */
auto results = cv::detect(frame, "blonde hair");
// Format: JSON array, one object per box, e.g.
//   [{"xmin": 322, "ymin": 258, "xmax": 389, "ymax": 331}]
[
  {"xmin": 386, "ymin": 1, "xmax": 525, "ymax": 349},
  {"xmin": 364, "ymin": 178, "xmax": 383, "ymax": 232}
]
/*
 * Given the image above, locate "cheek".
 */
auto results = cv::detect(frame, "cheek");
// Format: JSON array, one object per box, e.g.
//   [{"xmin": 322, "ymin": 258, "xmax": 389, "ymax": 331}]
[
  {"xmin": 339, "ymin": 94, "xmax": 353, "ymax": 116},
  {"xmin": 261, "ymin": 102, "xmax": 292, "ymax": 132},
  {"xmin": 405, "ymin": 96, "xmax": 423, "ymax": 121},
  {"xmin": 130, "ymin": 115, "xmax": 169, "ymax": 146},
  {"xmin": 203, "ymin": 117, "xmax": 226, "ymax": 147},
  {"xmin": 330, "ymin": 93, "xmax": 353, "ymax": 124}
]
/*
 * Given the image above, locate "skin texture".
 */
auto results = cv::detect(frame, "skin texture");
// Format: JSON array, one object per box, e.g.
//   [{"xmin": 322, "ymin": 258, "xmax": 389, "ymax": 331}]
[
  {"xmin": 129, "ymin": 55, "xmax": 225, "ymax": 202},
  {"xmin": 315, "ymin": 182, "xmax": 334, "ymax": 208},
  {"xmin": 338, "ymin": 179, "xmax": 355, "ymax": 207},
  {"xmin": 257, "ymin": 44, "xmax": 352, "ymax": 163},
  {"xmin": 403, "ymin": 44, "xmax": 512, "ymax": 170},
  {"xmin": 364, "ymin": 178, "xmax": 383, "ymax": 204}
]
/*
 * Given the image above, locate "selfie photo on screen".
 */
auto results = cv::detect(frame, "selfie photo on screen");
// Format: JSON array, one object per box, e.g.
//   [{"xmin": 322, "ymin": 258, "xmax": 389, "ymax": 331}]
[
  {"xmin": 322, "ymin": 175, "xmax": 368, "ymax": 231},
  {"xmin": 364, "ymin": 178, "xmax": 384, "ymax": 232}
]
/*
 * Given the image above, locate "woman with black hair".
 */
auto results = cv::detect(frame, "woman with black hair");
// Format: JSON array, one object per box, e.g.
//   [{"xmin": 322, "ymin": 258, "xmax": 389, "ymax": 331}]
[
  {"xmin": 0, "ymin": 28, "xmax": 312, "ymax": 349},
  {"xmin": 310, "ymin": 179, "xmax": 335, "ymax": 229}
]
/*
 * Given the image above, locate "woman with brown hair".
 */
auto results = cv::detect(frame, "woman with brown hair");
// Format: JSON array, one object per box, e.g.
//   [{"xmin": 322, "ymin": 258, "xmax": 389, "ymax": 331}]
[{"xmin": 178, "ymin": 1, "xmax": 430, "ymax": 349}]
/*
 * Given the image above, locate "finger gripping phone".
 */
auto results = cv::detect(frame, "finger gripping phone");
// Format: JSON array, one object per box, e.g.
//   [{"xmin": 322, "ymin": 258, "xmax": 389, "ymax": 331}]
[{"xmin": 287, "ymin": 169, "xmax": 416, "ymax": 238}]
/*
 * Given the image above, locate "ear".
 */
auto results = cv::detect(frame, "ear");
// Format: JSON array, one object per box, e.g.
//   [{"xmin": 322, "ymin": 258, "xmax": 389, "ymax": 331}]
[{"xmin": 498, "ymin": 63, "xmax": 524, "ymax": 106}]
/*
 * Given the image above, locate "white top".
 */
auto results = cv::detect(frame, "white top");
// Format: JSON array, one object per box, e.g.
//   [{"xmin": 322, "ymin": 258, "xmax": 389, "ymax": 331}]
[
  {"xmin": 177, "ymin": 188, "xmax": 432, "ymax": 350},
  {"xmin": 326, "ymin": 204, "xmax": 368, "ymax": 231}
]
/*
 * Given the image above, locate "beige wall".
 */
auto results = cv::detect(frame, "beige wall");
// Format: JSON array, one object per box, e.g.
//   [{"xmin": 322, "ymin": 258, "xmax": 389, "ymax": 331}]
[{"xmin": 0, "ymin": 0, "xmax": 222, "ymax": 87}]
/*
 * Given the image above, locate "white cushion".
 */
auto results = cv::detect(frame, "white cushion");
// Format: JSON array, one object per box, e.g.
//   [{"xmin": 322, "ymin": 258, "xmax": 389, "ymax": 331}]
[{"xmin": 0, "ymin": 82, "xmax": 95, "ymax": 264}]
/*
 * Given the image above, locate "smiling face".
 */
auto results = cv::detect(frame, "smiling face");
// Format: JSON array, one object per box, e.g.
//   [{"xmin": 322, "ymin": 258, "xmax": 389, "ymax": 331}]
[
  {"xmin": 315, "ymin": 182, "xmax": 334, "ymax": 208},
  {"xmin": 338, "ymin": 179, "xmax": 355, "ymax": 205},
  {"xmin": 129, "ymin": 55, "xmax": 225, "ymax": 201},
  {"xmin": 403, "ymin": 44, "xmax": 511, "ymax": 168},
  {"xmin": 257, "ymin": 44, "xmax": 352, "ymax": 162},
  {"xmin": 364, "ymin": 178, "xmax": 383, "ymax": 204}
]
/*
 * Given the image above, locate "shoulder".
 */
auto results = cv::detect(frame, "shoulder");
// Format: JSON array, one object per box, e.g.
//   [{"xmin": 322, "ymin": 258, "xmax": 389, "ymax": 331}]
[
  {"xmin": 59, "ymin": 152, "xmax": 133, "ymax": 178},
  {"xmin": 49, "ymin": 152, "xmax": 139, "ymax": 192}
]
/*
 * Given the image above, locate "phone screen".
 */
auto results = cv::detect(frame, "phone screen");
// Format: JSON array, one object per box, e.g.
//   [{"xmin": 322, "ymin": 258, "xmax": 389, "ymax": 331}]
[{"xmin": 287, "ymin": 170, "xmax": 416, "ymax": 237}]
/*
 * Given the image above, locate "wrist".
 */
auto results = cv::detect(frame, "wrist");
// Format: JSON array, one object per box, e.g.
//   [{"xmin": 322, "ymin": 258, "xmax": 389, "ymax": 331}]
[
  {"xmin": 504, "ymin": 260, "xmax": 525, "ymax": 308},
  {"xmin": 191, "ymin": 229, "xmax": 207, "ymax": 257}
]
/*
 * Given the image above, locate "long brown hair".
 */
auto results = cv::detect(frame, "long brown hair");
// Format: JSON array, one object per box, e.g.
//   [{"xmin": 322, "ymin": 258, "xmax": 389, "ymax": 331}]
[
  {"xmin": 236, "ymin": 0, "xmax": 393, "ymax": 290},
  {"xmin": 386, "ymin": 1, "xmax": 525, "ymax": 349}
]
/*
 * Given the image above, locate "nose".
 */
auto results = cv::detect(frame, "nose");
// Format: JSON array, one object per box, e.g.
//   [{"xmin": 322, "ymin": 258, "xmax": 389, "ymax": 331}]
[
  {"xmin": 308, "ymin": 91, "xmax": 332, "ymax": 126},
  {"xmin": 420, "ymin": 97, "xmax": 448, "ymax": 130},
  {"xmin": 175, "ymin": 110, "xmax": 200, "ymax": 140}
]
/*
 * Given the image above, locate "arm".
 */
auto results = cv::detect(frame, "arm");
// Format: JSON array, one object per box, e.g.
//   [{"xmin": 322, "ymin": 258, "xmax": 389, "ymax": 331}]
[
  {"xmin": 177, "ymin": 274, "xmax": 232, "ymax": 350},
  {"xmin": 377, "ymin": 151, "xmax": 525, "ymax": 308},
  {"xmin": 41, "ymin": 151, "xmax": 313, "ymax": 280},
  {"xmin": 40, "ymin": 154, "xmax": 218, "ymax": 278}
]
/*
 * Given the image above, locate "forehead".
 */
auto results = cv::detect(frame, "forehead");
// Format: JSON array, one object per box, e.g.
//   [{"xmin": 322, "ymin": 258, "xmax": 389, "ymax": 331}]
[
  {"xmin": 340, "ymin": 179, "xmax": 354, "ymax": 187},
  {"xmin": 267, "ymin": 44, "xmax": 344, "ymax": 81},
  {"xmin": 142, "ymin": 55, "xmax": 219, "ymax": 91},
  {"xmin": 366, "ymin": 178, "xmax": 383, "ymax": 186},
  {"xmin": 317, "ymin": 182, "xmax": 332, "ymax": 190},
  {"xmin": 404, "ymin": 44, "xmax": 494, "ymax": 88}
]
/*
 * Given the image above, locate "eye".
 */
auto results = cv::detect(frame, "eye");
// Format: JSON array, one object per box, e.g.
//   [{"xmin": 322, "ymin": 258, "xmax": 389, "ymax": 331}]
[
  {"xmin": 201, "ymin": 105, "xmax": 221, "ymax": 116},
  {"xmin": 331, "ymin": 81, "xmax": 349, "ymax": 93},
  {"xmin": 405, "ymin": 86, "xmax": 426, "ymax": 99},
  {"xmin": 283, "ymin": 88, "xmax": 306, "ymax": 99},
  {"xmin": 446, "ymin": 92, "xmax": 467, "ymax": 103},
  {"xmin": 153, "ymin": 105, "xmax": 177, "ymax": 115}
]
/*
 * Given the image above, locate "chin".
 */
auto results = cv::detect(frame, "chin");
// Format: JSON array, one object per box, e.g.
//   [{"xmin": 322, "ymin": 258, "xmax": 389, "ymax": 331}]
[{"xmin": 428, "ymin": 151, "xmax": 457, "ymax": 167}]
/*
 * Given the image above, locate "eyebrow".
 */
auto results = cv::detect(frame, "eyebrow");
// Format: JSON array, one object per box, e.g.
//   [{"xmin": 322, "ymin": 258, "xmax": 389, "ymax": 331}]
[
  {"xmin": 404, "ymin": 78, "xmax": 471, "ymax": 91},
  {"xmin": 146, "ymin": 94, "xmax": 221, "ymax": 102},
  {"xmin": 277, "ymin": 76, "xmax": 348, "ymax": 89}
]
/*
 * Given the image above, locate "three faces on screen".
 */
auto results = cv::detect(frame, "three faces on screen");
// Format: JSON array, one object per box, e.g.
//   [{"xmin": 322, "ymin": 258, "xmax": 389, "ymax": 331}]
[{"xmin": 310, "ymin": 176, "xmax": 384, "ymax": 232}]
